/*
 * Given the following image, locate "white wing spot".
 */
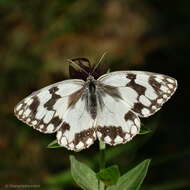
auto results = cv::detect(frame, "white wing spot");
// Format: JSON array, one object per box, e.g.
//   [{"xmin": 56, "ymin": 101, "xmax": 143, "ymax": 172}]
[
  {"xmin": 131, "ymin": 125, "xmax": 138, "ymax": 135},
  {"xmin": 24, "ymin": 97, "xmax": 30, "ymax": 103},
  {"xmin": 24, "ymin": 109, "xmax": 31, "ymax": 117},
  {"xmin": 93, "ymin": 132, "xmax": 96, "ymax": 138},
  {"xmin": 157, "ymin": 75, "xmax": 164, "ymax": 80},
  {"xmin": 168, "ymin": 84, "xmax": 173, "ymax": 89},
  {"xmin": 18, "ymin": 110, "xmax": 23, "ymax": 115},
  {"xmin": 104, "ymin": 136, "xmax": 111, "ymax": 143},
  {"xmin": 167, "ymin": 78, "xmax": 175, "ymax": 83},
  {"xmin": 125, "ymin": 133, "xmax": 131, "ymax": 140},
  {"xmin": 86, "ymin": 138, "xmax": 93, "ymax": 146},
  {"xmin": 69, "ymin": 143, "xmax": 74, "ymax": 149},
  {"xmin": 134, "ymin": 118, "xmax": 140, "ymax": 127},
  {"xmin": 61, "ymin": 137, "xmax": 67, "ymax": 146},
  {"xmin": 27, "ymin": 99, "xmax": 33, "ymax": 105},
  {"xmin": 163, "ymin": 94, "xmax": 168, "ymax": 99},
  {"xmin": 114, "ymin": 136, "xmax": 123, "ymax": 143},
  {"xmin": 16, "ymin": 104, "xmax": 22, "ymax": 111},
  {"xmin": 139, "ymin": 95, "xmax": 151, "ymax": 107},
  {"xmin": 157, "ymin": 98, "xmax": 163, "ymax": 104},
  {"xmin": 97, "ymin": 131, "xmax": 102, "ymax": 138},
  {"xmin": 26, "ymin": 118, "xmax": 31, "ymax": 123},
  {"xmin": 160, "ymin": 85, "xmax": 168, "ymax": 93},
  {"xmin": 57, "ymin": 131, "xmax": 62, "ymax": 139},
  {"xmin": 76, "ymin": 141, "xmax": 84, "ymax": 149},
  {"xmin": 142, "ymin": 108, "xmax": 150, "ymax": 115},
  {"xmin": 155, "ymin": 77, "xmax": 162, "ymax": 83},
  {"xmin": 152, "ymin": 106, "xmax": 157, "ymax": 110},
  {"xmin": 39, "ymin": 124, "xmax": 44, "ymax": 129},
  {"xmin": 47, "ymin": 124, "xmax": 54, "ymax": 132},
  {"xmin": 32, "ymin": 120, "xmax": 38, "ymax": 125},
  {"xmin": 145, "ymin": 90, "xmax": 157, "ymax": 100}
]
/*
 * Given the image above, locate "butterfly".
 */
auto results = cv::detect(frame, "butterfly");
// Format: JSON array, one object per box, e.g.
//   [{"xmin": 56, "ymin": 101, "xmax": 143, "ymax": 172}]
[{"xmin": 14, "ymin": 56, "xmax": 177, "ymax": 151}]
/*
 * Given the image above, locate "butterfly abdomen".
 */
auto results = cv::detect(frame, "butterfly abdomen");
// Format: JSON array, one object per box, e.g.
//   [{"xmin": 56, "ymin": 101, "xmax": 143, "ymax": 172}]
[{"xmin": 87, "ymin": 81, "xmax": 97, "ymax": 119}]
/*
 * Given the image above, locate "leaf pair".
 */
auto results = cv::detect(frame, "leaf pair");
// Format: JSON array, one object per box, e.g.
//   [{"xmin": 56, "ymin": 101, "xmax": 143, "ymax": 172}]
[{"xmin": 70, "ymin": 155, "xmax": 151, "ymax": 190}]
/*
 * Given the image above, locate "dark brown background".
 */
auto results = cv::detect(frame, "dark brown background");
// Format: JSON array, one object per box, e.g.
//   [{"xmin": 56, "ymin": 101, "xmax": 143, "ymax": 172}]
[{"xmin": 0, "ymin": 0, "xmax": 189, "ymax": 189}]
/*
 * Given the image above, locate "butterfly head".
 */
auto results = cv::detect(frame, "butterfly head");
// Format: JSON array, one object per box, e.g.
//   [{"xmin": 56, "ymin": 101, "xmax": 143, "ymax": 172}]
[{"xmin": 87, "ymin": 75, "xmax": 95, "ymax": 81}]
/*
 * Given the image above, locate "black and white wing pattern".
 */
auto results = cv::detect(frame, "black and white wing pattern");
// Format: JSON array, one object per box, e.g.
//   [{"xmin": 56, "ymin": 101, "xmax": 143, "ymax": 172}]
[
  {"xmin": 14, "ymin": 79, "xmax": 84, "ymax": 134},
  {"xmin": 56, "ymin": 94, "xmax": 96, "ymax": 151},
  {"xmin": 98, "ymin": 71, "xmax": 177, "ymax": 117},
  {"xmin": 14, "ymin": 69, "xmax": 177, "ymax": 150},
  {"xmin": 96, "ymin": 89, "xmax": 140, "ymax": 145},
  {"xmin": 14, "ymin": 79, "xmax": 96, "ymax": 151},
  {"xmin": 96, "ymin": 71, "xmax": 177, "ymax": 145}
]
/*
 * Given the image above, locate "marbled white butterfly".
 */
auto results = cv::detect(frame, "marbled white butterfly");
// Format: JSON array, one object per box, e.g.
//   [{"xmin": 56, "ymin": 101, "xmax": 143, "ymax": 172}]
[{"xmin": 14, "ymin": 57, "xmax": 177, "ymax": 151}]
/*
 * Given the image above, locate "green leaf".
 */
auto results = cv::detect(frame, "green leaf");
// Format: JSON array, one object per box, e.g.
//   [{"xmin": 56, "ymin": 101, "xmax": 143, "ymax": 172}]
[
  {"xmin": 70, "ymin": 155, "xmax": 99, "ymax": 190},
  {"xmin": 47, "ymin": 139, "xmax": 61, "ymax": 148},
  {"xmin": 96, "ymin": 165, "xmax": 120, "ymax": 186},
  {"xmin": 107, "ymin": 159, "xmax": 151, "ymax": 190},
  {"xmin": 139, "ymin": 128, "xmax": 152, "ymax": 135}
]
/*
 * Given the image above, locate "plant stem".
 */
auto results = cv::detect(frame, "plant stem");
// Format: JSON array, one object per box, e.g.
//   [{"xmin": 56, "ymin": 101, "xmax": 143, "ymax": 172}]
[
  {"xmin": 99, "ymin": 140, "xmax": 106, "ymax": 169},
  {"xmin": 98, "ymin": 140, "xmax": 106, "ymax": 190}
]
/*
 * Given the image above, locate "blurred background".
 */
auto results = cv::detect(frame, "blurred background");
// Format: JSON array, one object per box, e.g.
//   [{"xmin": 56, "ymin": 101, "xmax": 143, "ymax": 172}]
[{"xmin": 0, "ymin": 0, "xmax": 189, "ymax": 189}]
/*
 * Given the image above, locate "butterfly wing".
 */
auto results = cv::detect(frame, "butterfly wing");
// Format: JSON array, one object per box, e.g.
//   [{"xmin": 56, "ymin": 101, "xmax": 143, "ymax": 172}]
[
  {"xmin": 14, "ymin": 79, "xmax": 85, "ymax": 133},
  {"xmin": 96, "ymin": 87, "xmax": 140, "ymax": 145},
  {"xmin": 98, "ymin": 71, "xmax": 177, "ymax": 117},
  {"xmin": 56, "ymin": 95, "xmax": 96, "ymax": 151}
]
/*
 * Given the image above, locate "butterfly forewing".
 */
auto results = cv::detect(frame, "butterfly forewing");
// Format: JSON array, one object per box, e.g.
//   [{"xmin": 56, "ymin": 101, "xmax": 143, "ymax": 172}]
[
  {"xmin": 98, "ymin": 71, "xmax": 177, "ymax": 117},
  {"xmin": 14, "ymin": 79, "xmax": 84, "ymax": 133}
]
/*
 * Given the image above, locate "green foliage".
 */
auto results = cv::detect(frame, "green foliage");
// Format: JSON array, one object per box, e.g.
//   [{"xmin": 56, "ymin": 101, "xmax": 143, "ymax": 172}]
[
  {"xmin": 139, "ymin": 128, "xmax": 152, "ymax": 135},
  {"xmin": 46, "ymin": 127, "xmax": 153, "ymax": 187},
  {"xmin": 47, "ymin": 139, "xmax": 61, "ymax": 148},
  {"xmin": 70, "ymin": 155, "xmax": 100, "ymax": 190},
  {"xmin": 107, "ymin": 159, "xmax": 151, "ymax": 190},
  {"xmin": 70, "ymin": 156, "xmax": 151, "ymax": 190},
  {"xmin": 96, "ymin": 165, "xmax": 120, "ymax": 186}
]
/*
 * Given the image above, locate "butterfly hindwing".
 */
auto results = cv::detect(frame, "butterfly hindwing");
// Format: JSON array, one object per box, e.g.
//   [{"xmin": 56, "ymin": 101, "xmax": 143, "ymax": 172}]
[
  {"xmin": 96, "ymin": 89, "xmax": 140, "ymax": 145},
  {"xmin": 14, "ymin": 79, "xmax": 84, "ymax": 133},
  {"xmin": 98, "ymin": 71, "xmax": 177, "ymax": 117},
  {"xmin": 56, "ymin": 95, "xmax": 96, "ymax": 151}
]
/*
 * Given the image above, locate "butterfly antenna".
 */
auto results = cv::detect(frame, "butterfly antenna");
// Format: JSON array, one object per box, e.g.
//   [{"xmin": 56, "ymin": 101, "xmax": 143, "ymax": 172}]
[
  {"xmin": 67, "ymin": 59, "xmax": 89, "ymax": 75},
  {"xmin": 92, "ymin": 52, "xmax": 107, "ymax": 74}
]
